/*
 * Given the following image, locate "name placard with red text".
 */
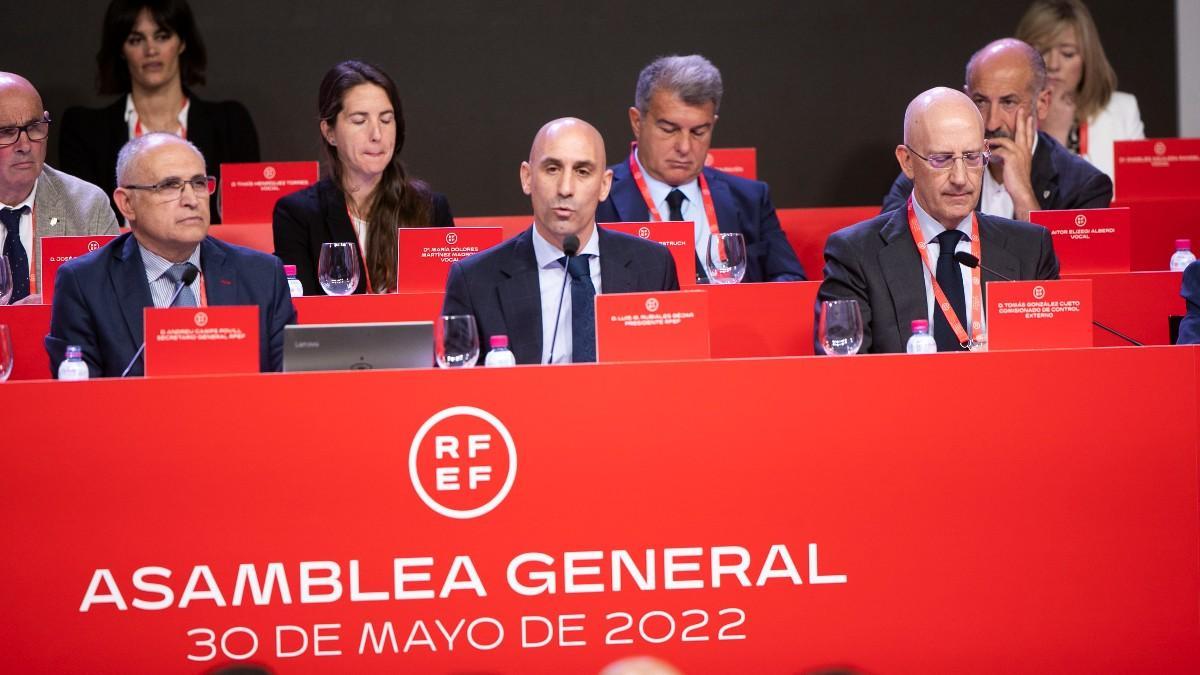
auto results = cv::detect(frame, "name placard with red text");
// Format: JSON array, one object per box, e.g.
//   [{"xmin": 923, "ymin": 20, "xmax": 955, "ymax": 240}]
[
  {"xmin": 1114, "ymin": 138, "xmax": 1200, "ymax": 200},
  {"xmin": 705, "ymin": 147, "xmax": 758, "ymax": 180},
  {"xmin": 39, "ymin": 235, "xmax": 118, "ymax": 303},
  {"xmin": 1029, "ymin": 208, "xmax": 1131, "ymax": 274},
  {"xmin": 219, "ymin": 161, "xmax": 319, "ymax": 224},
  {"xmin": 143, "ymin": 305, "xmax": 259, "ymax": 376},
  {"xmin": 397, "ymin": 227, "xmax": 504, "ymax": 291},
  {"xmin": 601, "ymin": 221, "xmax": 697, "ymax": 287},
  {"xmin": 986, "ymin": 279, "xmax": 1093, "ymax": 350},
  {"xmin": 595, "ymin": 290, "xmax": 709, "ymax": 362}
]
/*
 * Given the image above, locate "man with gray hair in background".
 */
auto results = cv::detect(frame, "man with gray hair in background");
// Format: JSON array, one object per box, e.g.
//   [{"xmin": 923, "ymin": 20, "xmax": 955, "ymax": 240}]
[
  {"xmin": 882, "ymin": 38, "xmax": 1112, "ymax": 220},
  {"xmin": 597, "ymin": 54, "xmax": 805, "ymax": 283},
  {"xmin": 46, "ymin": 132, "xmax": 295, "ymax": 377}
]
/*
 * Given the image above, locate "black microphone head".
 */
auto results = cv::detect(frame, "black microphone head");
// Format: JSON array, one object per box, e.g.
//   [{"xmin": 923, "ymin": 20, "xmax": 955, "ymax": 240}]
[
  {"xmin": 181, "ymin": 264, "xmax": 200, "ymax": 284},
  {"xmin": 953, "ymin": 251, "xmax": 980, "ymax": 269},
  {"xmin": 562, "ymin": 234, "xmax": 580, "ymax": 257}
]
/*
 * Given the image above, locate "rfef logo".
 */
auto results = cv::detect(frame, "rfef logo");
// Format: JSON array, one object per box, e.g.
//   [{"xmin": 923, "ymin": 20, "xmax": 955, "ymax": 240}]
[
  {"xmin": 1074, "ymin": 214, "xmax": 1087, "ymax": 227},
  {"xmin": 645, "ymin": 297, "xmax": 660, "ymax": 312},
  {"xmin": 409, "ymin": 406, "xmax": 516, "ymax": 519},
  {"xmin": 263, "ymin": 166, "xmax": 277, "ymax": 180},
  {"xmin": 194, "ymin": 311, "xmax": 209, "ymax": 327},
  {"xmin": 1033, "ymin": 285, "xmax": 1046, "ymax": 300},
  {"xmin": 638, "ymin": 226, "xmax": 651, "ymax": 239},
  {"xmin": 1154, "ymin": 142, "xmax": 1167, "ymax": 156},
  {"xmin": 446, "ymin": 232, "xmax": 459, "ymax": 245},
  {"xmin": 88, "ymin": 240, "xmax": 101, "ymax": 252}
]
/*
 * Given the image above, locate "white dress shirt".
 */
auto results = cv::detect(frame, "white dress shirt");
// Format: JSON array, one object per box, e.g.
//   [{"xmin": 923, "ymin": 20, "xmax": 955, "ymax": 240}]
[
  {"xmin": 633, "ymin": 151, "xmax": 711, "ymax": 280},
  {"xmin": 0, "ymin": 179, "xmax": 38, "ymax": 276},
  {"xmin": 911, "ymin": 194, "xmax": 984, "ymax": 333},
  {"xmin": 531, "ymin": 225, "xmax": 602, "ymax": 364},
  {"xmin": 139, "ymin": 243, "xmax": 203, "ymax": 307}
]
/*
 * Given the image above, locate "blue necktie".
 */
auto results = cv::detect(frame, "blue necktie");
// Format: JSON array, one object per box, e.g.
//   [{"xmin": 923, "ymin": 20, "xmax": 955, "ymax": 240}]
[
  {"xmin": 1, "ymin": 207, "xmax": 31, "ymax": 302},
  {"xmin": 567, "ymin": 254, "xmax": 596, "ymax": 362},
  {"xmin": 165, "ymin": 262, "xmax": 199, "ymax": 307},
  {"xmin": 933, "ymin": 229, "xmax": 967, "ymax": 352}
]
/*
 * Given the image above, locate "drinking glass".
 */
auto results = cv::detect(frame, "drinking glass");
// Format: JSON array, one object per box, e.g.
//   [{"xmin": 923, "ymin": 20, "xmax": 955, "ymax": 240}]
[
  {"xmin": 819, "ymin": 299, "xmax": 864, "ymax": 355},
  {"xmin": 435, "ymin": 315, "xmax": 480, "ymax": 368},
  {"xmin": 0, "ymin": 256, "xmax": 13, "ymax": 306},
  {"xmin": 318, "ymin": 242, "xmax": 361, "ymax": 296},
  {"xmin": 0, "ymin": 325, "xmax": 13, "ymax": 382},
  {"xmin": 705, "ymin": 232, "xmax": 747, "ymax": 284}
]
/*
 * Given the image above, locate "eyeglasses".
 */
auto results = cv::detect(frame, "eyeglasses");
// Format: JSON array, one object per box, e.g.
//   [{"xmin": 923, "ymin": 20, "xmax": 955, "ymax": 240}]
[
  {"xmin": 0, "ymin": 114, "xmax": 51, "ymax": 148},
  {"xmin": 905, "ymin": 145, "xmax": 990, "ymax": 170},
  {"xmin": 121, "ymin": 176, "xmax": 216, "ymax": 201}
]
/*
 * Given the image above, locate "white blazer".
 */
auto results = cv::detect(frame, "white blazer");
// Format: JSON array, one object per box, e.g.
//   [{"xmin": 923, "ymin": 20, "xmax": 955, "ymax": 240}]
[{"xmin": 1084, "ymin": 91, "xmax": 1145, "ymax": 184}]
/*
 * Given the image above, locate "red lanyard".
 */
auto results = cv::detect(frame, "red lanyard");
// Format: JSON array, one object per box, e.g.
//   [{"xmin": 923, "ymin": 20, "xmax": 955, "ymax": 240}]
[
  {"xmin": 345, "ymin": 206, "xmax": 376, "ymax": 294},
  {"xmin": 1078, "ymin": 120, "xmax": 1089, "ymax": 157},
  {"xmin": 907, "ymin": 197, "xmax": 984, "ymax": 347},
  {"xmin": 628, "ymin": 142, "xmax": 722, "ymax": 234}
]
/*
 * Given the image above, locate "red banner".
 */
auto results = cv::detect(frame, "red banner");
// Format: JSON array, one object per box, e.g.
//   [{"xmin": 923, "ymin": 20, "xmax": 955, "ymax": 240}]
[
  {"xmin": 601, "ymin": 222, "xmax": 696, "ymax": 287},
  {"xmin": 397, "ymin": 227, "xmax": 504, "ymax": 292},
  {"xmin": 1114, "ymin": 138, "xmax": 1200, "ymax": 200},
  {"xmin": 705, "ymin": 147, "xmax": 758, "ymax": 180},
  {"xmin": 219, "ymin": 161, "xmax": 319, "ymax": 224},
  {"xmin": 1029, "ymin": 208, "xmax": 1130, "ymax": 274},
  {"xmin": 1, "ymin": 348, "xmax": 1198, "ymax": 672},
  {"xmin": 986, "ymin": 280, "xmax": 1093, "ymax": 350},
  {"xmin": 39, "ymin": 235, "xmax": 119, "ymax": 304},
  {"xmin": 595, "ymin": 290, "xmax": 709, "ymax": 362},
  {"xmin": 143, "ymin": 305, "xmax": 260, "ymax": 376}
]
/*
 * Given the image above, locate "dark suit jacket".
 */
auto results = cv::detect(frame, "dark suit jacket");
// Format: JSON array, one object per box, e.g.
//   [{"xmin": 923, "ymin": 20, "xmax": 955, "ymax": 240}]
[
  {"xmin": 272, "ymin": 177, "xmax": 454, "ymax": 295},
  {"xmin": 1179, "ymin": 261, "xmax": 1200, "ymax": 345},
  {"xmin": 58, "ymin": 93, "xmax": 260, "ymax": 223},
  {"xmin": 817, "ymin": 208, "xmax": 1060, "ymax": 353},
  {"xmin": 881, "ymin": 131, "xmax": 1113, "ymax": 214},
  {"xmin": 596, "ymin": 157, "xmax": 806, "ymax": 282},
  {"xmin": 46, "ymin": 232, "xmax": 296, "ymax": 377},
  {"xmin": 442, "ymin": 226, "xmax": 680, "ymax": 364}
]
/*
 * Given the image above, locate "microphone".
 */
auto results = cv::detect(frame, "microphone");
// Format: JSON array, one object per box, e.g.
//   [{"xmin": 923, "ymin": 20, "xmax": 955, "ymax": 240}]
[
  {"xmin": 121, "ymin": 264, "xmax": 201, "ymax": 377},
  {"xmin": 953, "ymin": 252, "xmax": 1143, "ymax": 346},
  {"xmin": 546, "ymin": 234, "xmax": 580, "ymax": 364}
]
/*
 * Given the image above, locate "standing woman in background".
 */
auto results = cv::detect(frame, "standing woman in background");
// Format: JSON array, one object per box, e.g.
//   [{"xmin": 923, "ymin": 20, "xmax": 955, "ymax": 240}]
[
  {"xmin": 272, "ymin": 60, "xmax": 454, "ymax": 295},
  {"xmin": 59, "ymin": 0, "xmax": 259, "ymax": 222},
  {"xmin": 1016, "ymin": 0, "xmax": 1144, "ymax": 181}
]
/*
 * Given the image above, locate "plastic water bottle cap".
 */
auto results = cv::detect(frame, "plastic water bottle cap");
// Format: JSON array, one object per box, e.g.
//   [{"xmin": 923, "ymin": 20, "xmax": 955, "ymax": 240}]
[
  {"xmin": 65, "ymin": 345, "xmax": 82, "ymax": 359},
  {"xmin": 284, "ymin": 264, "xmax": 298, "ymax": 277},
  {"xmin": 1176, "ymin": 239, "xmax": 1192, "ymax": 250},
  {"xmin": 910, "ymin": 320, "xmax": 929, "ymax": 333},
  {"xmin": 489, "ymin": 335, "xmax": 509, "ymax": 348}
]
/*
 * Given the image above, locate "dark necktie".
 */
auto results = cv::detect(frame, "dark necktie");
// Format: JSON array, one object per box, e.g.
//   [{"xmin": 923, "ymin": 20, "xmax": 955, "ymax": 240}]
[
  {"xmin": 566, "ymin": 255, "xmax": 596, "ymax": 362},
  {"xmin": 1, "ymin": 206, "xmax": 31, "ymax": 302},
  {"xmin": 165, "ymin": 262, "xmax": 199, "ymax": 307},
  {"xmin": 933, "ymin": 229, "xmax": 967, "ymax": 352},
  {"xmin": 666, "ymin": 188, "xmax": 706, "ymax": 284}
]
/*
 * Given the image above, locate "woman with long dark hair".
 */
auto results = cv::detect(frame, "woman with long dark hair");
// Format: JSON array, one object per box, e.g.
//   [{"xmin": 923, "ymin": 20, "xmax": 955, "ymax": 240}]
[
  {"xmin": 273, "ymin": 60, "xmax": 453, "ymax": 295},
  {"xmin": 59, "ymin": 0, "xmax": 259, "ymax": 222}
]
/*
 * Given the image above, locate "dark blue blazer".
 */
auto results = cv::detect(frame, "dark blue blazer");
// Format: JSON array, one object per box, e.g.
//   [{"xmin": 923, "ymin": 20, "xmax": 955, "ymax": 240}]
[
  {"xmin": 46, "ymin": 232, "xmax": 296, "ymax": 377},
  {"xmin": 881, "ymin": 131, "xmax": 1113, "ymax": 214},
  {"xmin": 1179, "ymin": 261, "xmax": 1200, "ymax": 345},
  {"xmin": 442, "ymin": 226, "xmax": 680, "ymax": 364},
  {"xmin": 596, "ymin": 157, "xmax": 806, "ymax": 282}
]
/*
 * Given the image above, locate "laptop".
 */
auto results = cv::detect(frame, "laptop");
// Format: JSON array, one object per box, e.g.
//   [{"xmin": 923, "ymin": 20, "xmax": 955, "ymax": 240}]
[{"xmin": 283, "ymin": 321, "xmax": 434, "ymax": 372}]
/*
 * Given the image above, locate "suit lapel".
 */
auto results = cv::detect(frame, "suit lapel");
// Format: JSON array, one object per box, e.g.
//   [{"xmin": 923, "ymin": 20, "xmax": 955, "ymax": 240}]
[
  {"xmin": 496, "ymin": 229, "xmax": 544, "ymax": 364},
  {"xmin": 704, "ymin": 168, "xmax": 738, "ymax": 234},
  {"xmin": 199, "ymin": 237, "xmax": 238, "ymax": 305},
  {"xmin": 977, "ymin": 215, "xmax": 1020, "ymax": 307},
  {"xmin": 1031, "ymin": 132, "xmax": 1060, "ymax": 210},
  {"xmin": 598, "ymin": 227, "xmax": 637, "ymax": 294},
  {"xmin": 877, "ymin": 210, "xmax": 927, "ymax": 343},
  {"xmin": 32, "ymin": 170, "xmax": 66, "ymax": 284},
  {"xmin": 609, "ymin": 160, "xmax": 651, "ymax": 221},
  {"xmin": 111, "ymin": 234, "xmax": 155, "ymax": 351}
]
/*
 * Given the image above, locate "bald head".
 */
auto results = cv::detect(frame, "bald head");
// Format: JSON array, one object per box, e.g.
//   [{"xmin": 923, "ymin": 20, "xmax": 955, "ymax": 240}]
[
  {"xmin": 528, "ymin": 117, "xmax": 607, "ymax": 167},
  {"xmin": 903, "ymin": 87, "xmax": 984, "ymax": 149},
  {"xmin": 116, "ymin": 132, "xmax": 206, "ymax": 186},
  {"xmin": 0, "ymin": 72, "xmax": 49, "ymax": 205},
  {"xmin": 0, "ymin": 72, "xmax": 41, "ymax": 106},
  {"xmin": 966, "ymin": 38, "xmax": 1047, "ymax": 99},
  {"xmin": 521, "ymin": 117, "xmax": 613, "ymax": 250}
]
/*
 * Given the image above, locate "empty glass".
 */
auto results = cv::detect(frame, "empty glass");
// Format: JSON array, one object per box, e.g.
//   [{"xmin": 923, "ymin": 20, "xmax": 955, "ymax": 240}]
[
  {"xmin": 819, "ymin": 299, "xmax": 864, "ymax": 355},
  {"xmin": 0, "ymin": 325, "xmax": 13, "ymax": 381},
  {"xmin": 317, "ymin": 242, "xmax": 361, "ymax": 296},
  {"xmin": 435, "ymin": 315, "xmax": 480, "ymax": 368},
  {"xmin": 705, "ymin": 232, "xmax": 747, "ymax": 284},
  {"xmin": 0, "ymin": 256, "xmax": 12, "ymax": 305}
]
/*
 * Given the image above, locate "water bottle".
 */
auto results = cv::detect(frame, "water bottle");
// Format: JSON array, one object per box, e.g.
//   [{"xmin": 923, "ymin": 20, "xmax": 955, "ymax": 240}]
[
  {"xmin": 284, "ymin": 264, "xmax": 305, "ymax": 297},
  {"xmin": 58, "ymin": 345, "xmax": 89, "ymax": 381},
  {"xmin": 1170, "ymin": 239, "xmax": 1197, "ymax": 272},
  {"xmin": 483, "ymin": 335, "xmax": 516, "ymax": 367},
  {"xmin": 906, "ymin": 319, "xmax": 937, "ymax": 354}
]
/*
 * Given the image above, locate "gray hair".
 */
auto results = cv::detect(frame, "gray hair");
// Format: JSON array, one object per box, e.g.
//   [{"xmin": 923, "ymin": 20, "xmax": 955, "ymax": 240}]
[
  {"xmin": 965, "ymin": 38, "xmax": 1047, "ymax": 99},
  {"xmin": 115, "ymin": 132, "xmax": 205, "ymax": 185},
  {"xmin": 634, "ymin": 54, "xmax": 724, "ymax": 114}
]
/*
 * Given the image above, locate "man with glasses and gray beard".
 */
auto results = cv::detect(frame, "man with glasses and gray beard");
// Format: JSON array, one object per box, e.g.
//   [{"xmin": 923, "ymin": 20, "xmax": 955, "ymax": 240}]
[
  {"xmin": 46, "ymin": 133, "xmax": 295, "ymax": 377},
  {"xmin": 0, "ymin": 72, "xmax": 117, "ymax": 305},
  {"xmin": 818, "ymin": 87, "xmax": 1059, "ymax": 354},
  {"xmin": 882, "ymin": 39, "xmax": 1112, "ymax": 220}
]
